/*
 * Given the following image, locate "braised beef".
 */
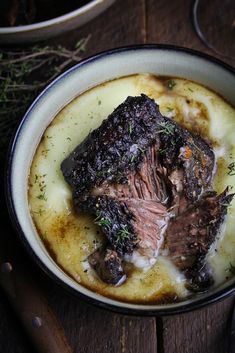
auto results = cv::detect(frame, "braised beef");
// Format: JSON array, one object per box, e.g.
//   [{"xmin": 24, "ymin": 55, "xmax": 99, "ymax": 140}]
[
  {"xmin": 165, "ymin": 189, "xmax": 234, "ymax": 291},
  {"xmin": 61, "ymin": 94, "xmax": 232, "ymax": 290},
  {"xmin": 62, "ymin": 95, "xmax": 164, "ymax": 196},
  {"xmin": 62, "ymin": 95, "xmax": 214, "ymax": 202},
  {"xmin": 157, "ymin": 122, "xmax": 214, "ymax": 203},
  {"xmin": 79, "ymin": 195, "xmax": 137, "ymax": 256},
  {"xmin": 88, "ymin": 247, "xmax": 126, "ymax": 285}
]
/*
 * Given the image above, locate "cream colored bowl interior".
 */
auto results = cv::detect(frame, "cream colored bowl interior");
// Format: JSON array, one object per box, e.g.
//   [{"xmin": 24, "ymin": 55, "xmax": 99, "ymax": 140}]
[
  {"xmin": 0, "ymin": 0, "xmax": 116, "ymax": 44},
  {"xmin": 9, "ymin": 47, "xmax": 235, "ymax": 312}
]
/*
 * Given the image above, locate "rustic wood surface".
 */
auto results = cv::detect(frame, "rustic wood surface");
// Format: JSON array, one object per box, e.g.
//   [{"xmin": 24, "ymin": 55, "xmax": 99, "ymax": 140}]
[{"xmin": 1, "ymin": 1, "xmax": 234, "ymax": 353}]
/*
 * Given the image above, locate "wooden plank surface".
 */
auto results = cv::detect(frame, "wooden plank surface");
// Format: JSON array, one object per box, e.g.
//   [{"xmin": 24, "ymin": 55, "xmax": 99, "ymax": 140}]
[
  {"xmin": 48, "ymin": 0, "xmax": 146, "ymax": 54},
  {"xmin": 146, "ymin": 0, "xmax": 235, "ymax": 67},
  {"xmin": 0, "ymin": 1, "xmax": 234, "ymax": 353},
  {"xmin": 46, "ymin": 284, "xmax": 157, "ymax": 353},
  {"xmin": 159, "ymin": 297, "xmax": 235, "ymax": 353}
]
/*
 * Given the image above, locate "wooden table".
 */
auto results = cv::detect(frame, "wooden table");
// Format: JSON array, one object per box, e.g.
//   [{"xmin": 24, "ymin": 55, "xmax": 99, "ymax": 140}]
[{"xmin": 1, "ymin": 1, "xmax": 234, "ymax": 353}]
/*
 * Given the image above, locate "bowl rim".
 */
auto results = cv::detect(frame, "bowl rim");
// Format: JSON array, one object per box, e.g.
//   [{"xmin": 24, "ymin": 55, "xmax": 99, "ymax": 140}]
[
  {"xmin": 5, "ymin": 44, "xmax": 235, "ymax": 316},
  {"xmin": 0, "ymin": 0, "xmax": 108, "ymax": 33}
]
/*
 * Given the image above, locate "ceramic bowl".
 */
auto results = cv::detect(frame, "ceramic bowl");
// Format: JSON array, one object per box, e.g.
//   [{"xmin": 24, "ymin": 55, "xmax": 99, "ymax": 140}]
[
  {"xmin": 6, "ymin": 45, "xmax": 235, "ymax": 315},
  {"xmin": 0, "ymin": 0, "xmax": 115, "ymax": 44}
]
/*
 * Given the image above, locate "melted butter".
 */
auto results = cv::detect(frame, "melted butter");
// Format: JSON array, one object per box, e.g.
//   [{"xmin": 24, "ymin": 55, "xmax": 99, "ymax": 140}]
[{"xmin": 28, "ymin": 74, "xmax": 235, "ymax": 303}]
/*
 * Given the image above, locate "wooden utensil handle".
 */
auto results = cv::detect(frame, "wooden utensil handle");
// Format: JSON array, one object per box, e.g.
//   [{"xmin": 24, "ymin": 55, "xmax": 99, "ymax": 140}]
[{"xmin": 0, "ymin": 257, "xmax": 73, "ymax": 353}]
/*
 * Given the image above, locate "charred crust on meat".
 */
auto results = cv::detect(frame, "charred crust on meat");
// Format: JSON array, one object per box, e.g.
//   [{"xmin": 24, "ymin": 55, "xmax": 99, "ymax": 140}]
[
  {"xmin": 61, "ymin": 95, "xmax": 164, "ymax": 196},
  {"xmin": 76, "ymin": 194, "xmax": 138, "ymax": 256},
  {"xmin": 158, "ymin": 117, "xmax": 215, "ymax": 200},
  {"xmin": 88, "ymin": 247, "xmax": 126, "ymax": 285},
  {"xmin": 62, "ymin": 94, "xmax": 215, "ymax": 202},
  {"xmin": 165, "ymin": 188, "xmax": 234, "ymax": 291},
  {"xmin": 61, "ymin": 94, "xmax": 233, "ymax": 291}
]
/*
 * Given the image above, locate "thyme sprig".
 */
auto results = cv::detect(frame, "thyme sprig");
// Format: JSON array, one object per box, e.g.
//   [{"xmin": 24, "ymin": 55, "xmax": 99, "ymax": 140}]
[
  {"xmin": 94, "ymin": 212, "xmax": 112, "ymax": 228},
  {"xmin": 157, "ymin": 121, "xmax": 175, "ymax": 136},
  {"xmin": 0, "ymin": 35, "xmax": 90, "ymax": 161},
  {"xmin": 116, "ymin": 225, "xmax": 131, "ymax": 243}
]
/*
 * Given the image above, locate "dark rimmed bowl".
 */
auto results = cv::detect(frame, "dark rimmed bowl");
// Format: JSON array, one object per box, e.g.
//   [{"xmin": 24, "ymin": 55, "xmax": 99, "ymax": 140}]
[
  {"xmin": 0, "ymin": 0, "xmax": 116, "ymax": 44},
  {"xmin": 6, "ymin": 45, "xmax": 235, "ymax": 316}
]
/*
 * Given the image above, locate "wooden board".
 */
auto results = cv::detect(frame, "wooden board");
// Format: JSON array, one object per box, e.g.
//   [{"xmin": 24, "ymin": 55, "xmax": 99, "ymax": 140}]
[
  {"xmin": 47, "ymin": 286, "xmax": 157, "ymax": 353},
  {"xmin": 158, "ymin": 297, "xmax": 235, "ymax": 353},
  {"xmin": 146, "ymin": 0, "xmax": 235, "ymax": 67}
]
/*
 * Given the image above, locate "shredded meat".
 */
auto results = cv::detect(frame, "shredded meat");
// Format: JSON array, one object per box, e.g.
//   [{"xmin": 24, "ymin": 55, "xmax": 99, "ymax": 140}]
[
  {"xmin": 165, "ymin": 189, "xmax": 234, "ymax": 290},
  {"xmin": 61, "ymin": 94, "xmax": 232, "ymax": 289}
]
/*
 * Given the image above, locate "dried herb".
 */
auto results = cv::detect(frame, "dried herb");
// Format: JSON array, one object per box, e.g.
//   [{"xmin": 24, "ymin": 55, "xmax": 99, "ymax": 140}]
[
  {"xmin": 225, "ymin": 262, "xmax": 235, "ymax": 275},
  {"xmin": 32, "ymin": 208, "xmax": 45, "ymax": 216},
  {"xmin": 157, "ymin": 121, "xmax": 175, "ymax": 136},
  {"xmin": 94, "ymin": 212, "xmax": 112, "ymax": 228},
  {"xmin": 228, "ymin": 162, "xmax": 235, "ymax": 176},
  {"xmin": 0, "ymin": 35, "xmax": 90, "ymax": 162},
  {"xmin": 167, "ymin": 80, "xmax": 176, "ymax": 90},
  {"xmin": 116, "ymin": 225, "xmax": 131, "ymax": 243},
  {"xmin": 36, "ymin": 192, "xmax": 47, "ymax": 201}
]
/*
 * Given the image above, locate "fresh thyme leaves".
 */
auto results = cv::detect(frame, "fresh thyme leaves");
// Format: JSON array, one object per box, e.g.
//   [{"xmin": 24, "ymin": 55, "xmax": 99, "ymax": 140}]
[
  {"xmin": 97, "ymin": 168, "xmax": 111, "ymax": 177},
  {"xmin": 157, "ymin": 121, "xmax": 175, "ymax": 136},
  {"xmin": 221, "ymin": 203, "xmax": 232, "ymax": 208},
  {"xmin": 137, "ymin": 146, "xmax": 145, "ymax": 153},
  {"xmin": 159, "ymin": 148, "xmax": 167, "ymax": 154},
  {"xmin": 0, "ymin": 35, "xmax": 90, "ymax": 161},
  {"xmin": 225, "ymin": 262, "xmax": 235, "ymax": 275},
  {"xmin": 94, "ymin": 212, "xmax": 112, "ymax": 228},
  {"xmin": 167, "ymin": 80, "xmax": 176, "ymax": 90},
  {"xmin": 116, "ymin": 171, "xmax": 125, "ymax": 183},
  {"xmin": 66, "ymin": 137, "xmax": 71, "ymax": 141},
  {"xmin": 116, "ymin": 225, "xmax": 131, "ymax": 243},
  {"xmin": 166, "ymin": 106, "xmax": 174, "ymax": 112},
  {"xmin": 36, "ymin": 192, "xmax": 47, "ymax": 201},
  {"xmin": 228, "ymin": 162, "xmax": 235, "ymax": 176},
  {"xmin": 131, "ymin": 155, "xmax": 136, "ymax": 163},
  {"xmin": 188, "ymin": 87, "xmax": 194, "ymax": 92},
  {"xmin": 75, "ymin": 38, "xmax": 88, "ymax": 51}
]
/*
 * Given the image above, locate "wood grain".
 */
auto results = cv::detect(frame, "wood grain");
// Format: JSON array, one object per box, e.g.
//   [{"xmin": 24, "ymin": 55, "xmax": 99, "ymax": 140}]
[
  {"xmin": 0, "ymin": 290, "xmax": 34, "ymax": 353},
  {"xmin": 47, "ymin": 0, "xmax": 146, "ymax": 55},
  {"xmin": 0, "ymin": 216, "xmax": 73, "ymax": 353},
  {"xmin": 145, "ymin": 0, "xmax": 235, "ymax": 67},
  {"xmin": 158, "ymin": 296, "xmax": 235, "ymax": 353},
  {"xmin": 46, "ymin": 285, "xmax": 157, "ymax": 353}
]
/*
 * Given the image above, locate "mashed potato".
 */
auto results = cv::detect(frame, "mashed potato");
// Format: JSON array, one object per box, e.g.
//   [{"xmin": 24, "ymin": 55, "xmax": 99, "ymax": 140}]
[{"xmin": 28, "ymin": 74, "xmax": 235, "ymax": 303}]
